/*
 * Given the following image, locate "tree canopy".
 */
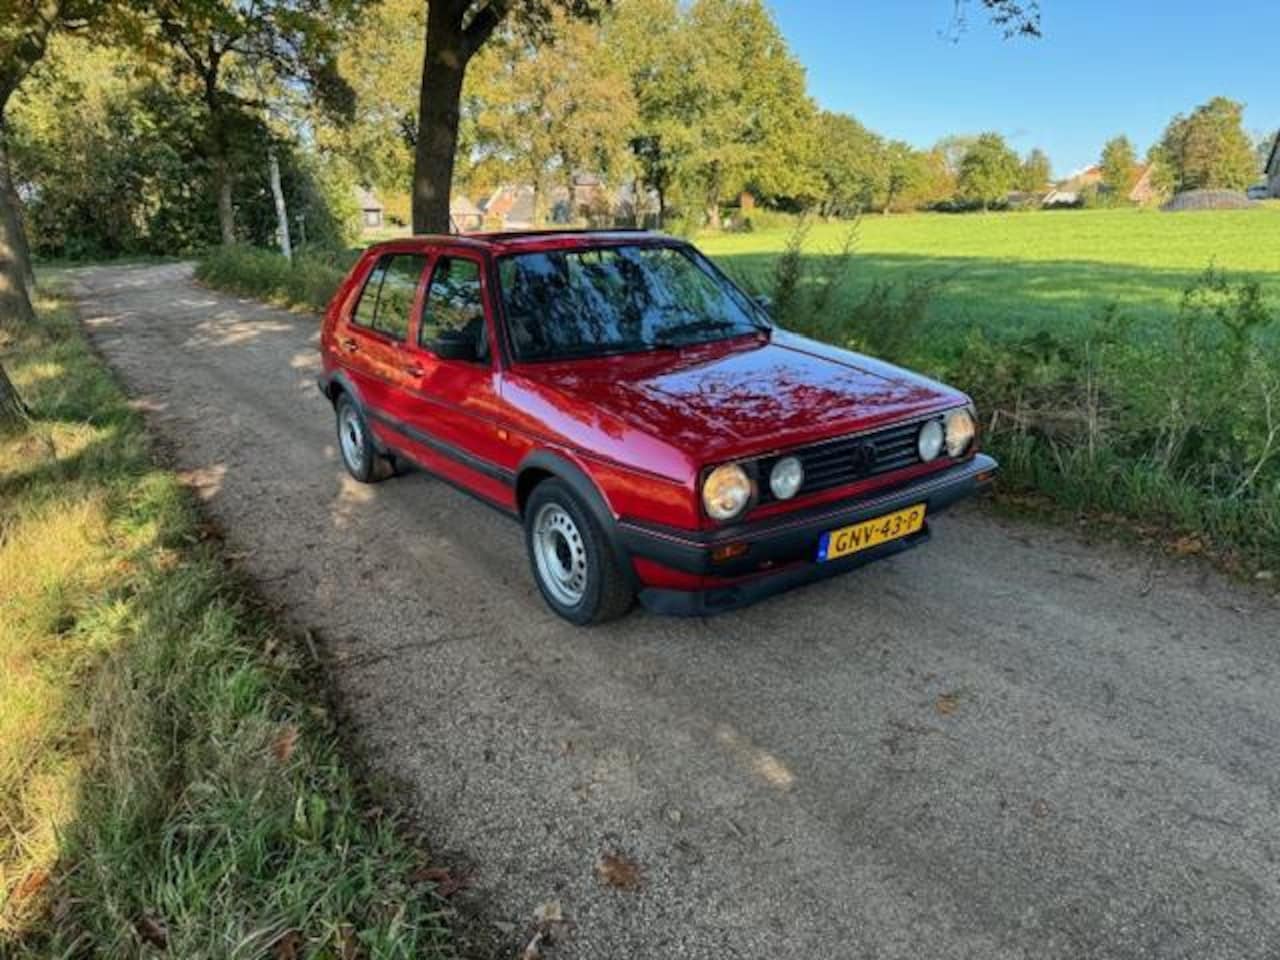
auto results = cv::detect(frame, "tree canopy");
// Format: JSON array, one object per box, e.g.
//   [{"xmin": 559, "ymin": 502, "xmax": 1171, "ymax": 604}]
[
  {"xmin": 957, "ymin": 132, "xmax": 1020, "ymax": 209},
  {"xmin": 1154, "ymin": 96, "xmax": 1258, "ymax": 193}
]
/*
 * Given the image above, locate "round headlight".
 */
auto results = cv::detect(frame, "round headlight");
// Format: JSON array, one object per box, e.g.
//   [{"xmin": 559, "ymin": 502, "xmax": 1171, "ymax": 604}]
[
  {"xmin": 769, "ymin": 456, "xmax": 804, "ymax": 500},
  {"xmin": 917, "ymin": 419, "xmax": 944, "ymax": 462},
  {"xmin": 945, "ymin": 407, "xmax": 976, "ymax": 458},
  {"xmin": 702, "ymin": 463, "xmax": 752, "ymax": 521}
]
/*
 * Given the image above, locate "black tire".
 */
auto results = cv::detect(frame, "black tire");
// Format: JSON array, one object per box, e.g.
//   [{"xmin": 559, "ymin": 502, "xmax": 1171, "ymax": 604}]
[
  {"xmin": 523, "ymin": 478, "xmax": 634, "ymax": 625},
  {"xmin": 335, "ymin": 393, "xmax": 394, "ymax": 482}
]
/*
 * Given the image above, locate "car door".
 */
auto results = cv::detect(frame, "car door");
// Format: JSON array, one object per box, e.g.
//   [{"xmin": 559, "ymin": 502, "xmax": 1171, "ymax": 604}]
[
  {"xmin": 398, "ymin": 251, "xmax": 514, "ymax": 509},
  {"xmin": 336, "ymin": 251, "xmax": 428, "ymax": 420}
]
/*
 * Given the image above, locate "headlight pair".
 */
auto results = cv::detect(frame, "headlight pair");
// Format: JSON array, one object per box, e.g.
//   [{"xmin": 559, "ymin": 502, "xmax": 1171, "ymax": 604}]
[{"xmin": 918, "ymin": 407, "xmax": 977, "ymax": 462}]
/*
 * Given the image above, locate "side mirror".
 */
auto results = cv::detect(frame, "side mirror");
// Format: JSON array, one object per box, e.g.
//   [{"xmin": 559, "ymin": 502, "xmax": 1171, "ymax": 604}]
[{"xmin": 429, "ymin": 329, "xmax": 478, "ymax": 363}]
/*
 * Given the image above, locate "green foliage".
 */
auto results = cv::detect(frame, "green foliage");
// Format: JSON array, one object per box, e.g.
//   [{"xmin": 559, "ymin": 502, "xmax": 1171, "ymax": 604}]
[
  {"xmin": 1156, "ymin": 96, "xmax": 1259, "ymax": 193},
  {"xmin": 957, "ymin": 132, "xmax": 1021, "ymax": 210},
  {"xmin": 1, "ymin": 296, "xmax": 451, "ymax": 955},
  {"xmin": 1018, "ymin": 147, "xmax": 1052, "ymax": 191},
  {"xmin": 704, "ymin": 211, "xmax": 1280, "ymax": 565},
  {"xmin": 195, "ymin": 245, "xmax": 354, "ymax": 312},
  {"xmin": 1099, "ymin": 135, "xmax": 1139, "ymax": 203},
  {"xmin": 11, "ymin": 40, "xmax": 360, "ymax": 259}
]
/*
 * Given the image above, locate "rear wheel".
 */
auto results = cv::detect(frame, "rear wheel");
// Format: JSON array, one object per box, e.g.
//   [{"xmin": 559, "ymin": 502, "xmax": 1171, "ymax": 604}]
[
  {"xmin": 335, "ymin": 394, "xmax": 393, "ymax": 482},
  {"xmin": 524, "ymin": 479, "xmax": 634, "ymax": 625}
]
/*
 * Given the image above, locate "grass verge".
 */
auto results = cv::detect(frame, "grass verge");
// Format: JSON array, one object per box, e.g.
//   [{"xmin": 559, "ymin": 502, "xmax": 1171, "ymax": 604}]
[
  {"xmin": 194, "ymin": 245, "xmax": 355, "ymax": 314},
  {"xmin": 0, "ymin": 295, "xmax": 451, "ymax": 957}
]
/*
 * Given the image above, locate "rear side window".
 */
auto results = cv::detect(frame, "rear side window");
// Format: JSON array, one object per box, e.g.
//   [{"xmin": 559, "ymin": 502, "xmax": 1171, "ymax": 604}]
[
  {"xmin": 350, "ymin": 254, "xmax": 427, "ymax": 339},
  {"xmin": 420, "ymin": 257, "xmax": 488, "ymax": 361}
]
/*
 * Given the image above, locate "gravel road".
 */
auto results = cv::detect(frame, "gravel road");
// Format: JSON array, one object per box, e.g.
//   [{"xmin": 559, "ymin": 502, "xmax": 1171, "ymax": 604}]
[{"xmin": 69, "ymin": 262, "xmax": 1280, "ymax": 959}]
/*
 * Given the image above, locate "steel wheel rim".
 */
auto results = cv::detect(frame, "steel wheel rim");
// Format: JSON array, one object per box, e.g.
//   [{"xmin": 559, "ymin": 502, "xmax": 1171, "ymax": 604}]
[
  {"xmin": 339, "ymin": 406, "xmax": 365, "ymax": 472},
  {"xmin": 533, "ymin": 502, "xmax": 588, "ymax": 607}
]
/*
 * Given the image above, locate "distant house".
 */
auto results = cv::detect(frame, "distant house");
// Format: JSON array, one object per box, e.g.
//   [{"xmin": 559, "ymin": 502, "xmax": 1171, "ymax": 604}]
[
  {"xmin": 449, "ymin": 194, "xmax": 484, "ymax": 233},
  {"xmin": 482, "ymin": 185, "xmax": 536, "ymax": 230},
  {"xmin": 353, "ymin": 187, "xmax": 384, "ymax": 230},
  {"xmin": 1266, "ymin": 131, "xmax": 1280, "ymax": 198},
  {"xmin": 1043, "ymin": 163, "xmax": 1160, "ymax": 206},
  {"xmin": 1127, "ymin": 162, "xmax": 1159, "ymax": 205}
]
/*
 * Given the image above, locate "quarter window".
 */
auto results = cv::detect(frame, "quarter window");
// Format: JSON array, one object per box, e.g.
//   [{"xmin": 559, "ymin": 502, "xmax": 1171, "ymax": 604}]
[
  {"xmin": 420, "ymin": 257, "xmax": 488, "ymax": 361},
  {"xmin": 351, "ymin": 254, "xmax": 427, "ymax": 339}
]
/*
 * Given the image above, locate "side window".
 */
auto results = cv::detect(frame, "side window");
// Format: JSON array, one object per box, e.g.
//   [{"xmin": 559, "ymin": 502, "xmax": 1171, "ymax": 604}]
[
  {"xmin": 420, "ymin": 257, "xmax": 488, "ymax": 361},
  {"xmin": 350, "ymin": 253, "xmax": 427, "ymax": 339}
]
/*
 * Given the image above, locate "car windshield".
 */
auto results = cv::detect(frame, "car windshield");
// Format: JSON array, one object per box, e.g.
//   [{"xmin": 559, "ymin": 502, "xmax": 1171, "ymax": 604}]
[{"xmin": 497, "ymin": 243, "xmax": 768, "ymax": 361}]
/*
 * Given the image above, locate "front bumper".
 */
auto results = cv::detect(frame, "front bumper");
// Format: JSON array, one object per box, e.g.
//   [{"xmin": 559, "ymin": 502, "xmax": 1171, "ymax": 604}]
[{"xmin": 623, "ymin": 453, "xmax": 998, "ymax": 616}]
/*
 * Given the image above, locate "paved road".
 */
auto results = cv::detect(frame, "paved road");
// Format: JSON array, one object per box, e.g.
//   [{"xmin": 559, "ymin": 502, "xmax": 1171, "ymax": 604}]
[{"xmin": 69, "ymin": 263, "xmax": 1280, "ymax": 959}]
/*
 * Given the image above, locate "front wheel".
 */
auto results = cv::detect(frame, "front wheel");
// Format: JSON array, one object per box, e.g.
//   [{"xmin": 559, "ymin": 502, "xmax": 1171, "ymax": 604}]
[{"xmin": 524, "ymin": 479, "xmax": 634, "ymax": 625}]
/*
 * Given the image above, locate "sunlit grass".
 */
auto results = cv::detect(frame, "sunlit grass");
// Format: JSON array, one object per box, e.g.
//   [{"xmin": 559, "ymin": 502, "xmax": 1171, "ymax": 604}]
[{"xmin": 0, "ymin": 296, "xmax": 451, "ymax": 955}]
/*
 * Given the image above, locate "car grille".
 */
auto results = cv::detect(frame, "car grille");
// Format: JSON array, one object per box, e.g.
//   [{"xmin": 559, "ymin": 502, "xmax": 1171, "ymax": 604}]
[{"xmin": 755, "ymin": 418, "xmax": 927, "ymax": 503}]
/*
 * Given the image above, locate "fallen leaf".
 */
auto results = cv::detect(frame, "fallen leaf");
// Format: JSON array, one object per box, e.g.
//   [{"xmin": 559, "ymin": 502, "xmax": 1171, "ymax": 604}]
[
  {"xmin": 532, "ymin": 899, "xmax": 563, "ymax": 924},
  {"xmin": 271, "ymin": 724, "xmax": 300, "ymax": 763},
  {"xmin": 1031, "ymin": 798, "xmax": 1051, "ymax": 819},
  {"xmin": 520, "ymin": 930, "xmax": 545, "ymax": 960},
  {"xmin": 13, "ymin": 868, "xmax": 49, "ymax": 902},
  {"xmin": 935, "ymin": 692, "xmax": 961, "ymax": 716},
  {"xmin": 413, "ymin": 866, "xmax": 471, "ymax": 898},
  {"xmin": 136, "ymin": 914, "xmax": 169, "ymax": 950},
  {"xmin": 1172, "ymin": 535, "xmax": 1204, "ymax": 556},
  {"xmin": 596, "ymin": 851, "xmax": 642, "ymax": 890},
  {"xmin": 274, "ymin": 930, "xmax": 302, "ymax": 960},
  {"xmin": 338, "ymin": 923, "xmax": 360, "ymax": 960}
]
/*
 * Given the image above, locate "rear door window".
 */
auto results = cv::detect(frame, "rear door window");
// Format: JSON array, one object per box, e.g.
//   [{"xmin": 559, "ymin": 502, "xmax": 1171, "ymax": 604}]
[
  {"xmin": 419, "ymin": 257, "xmax": 488, "ymax": 361},
  {"xmin": 350, "ymin": 253, "xmax": 427, "ymax": 339}
]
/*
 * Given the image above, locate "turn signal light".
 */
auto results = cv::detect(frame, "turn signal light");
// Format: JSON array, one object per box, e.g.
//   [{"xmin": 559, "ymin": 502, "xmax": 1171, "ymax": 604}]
[{"xmin": 711, "ymin": 542, "xmax": 749, "ymax": 563}]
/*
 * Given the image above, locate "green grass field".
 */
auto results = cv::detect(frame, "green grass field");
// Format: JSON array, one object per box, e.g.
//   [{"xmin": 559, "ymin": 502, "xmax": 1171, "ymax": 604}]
[{"xmin": 698, "ymin": 207, "xmax": 1280, "ymax": 343}]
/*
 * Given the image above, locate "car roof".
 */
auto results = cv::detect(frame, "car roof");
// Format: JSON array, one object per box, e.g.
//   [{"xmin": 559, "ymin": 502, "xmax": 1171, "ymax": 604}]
[{"xmin": 363, "ymin": 228, "xmax": 679, "ymax": 258}]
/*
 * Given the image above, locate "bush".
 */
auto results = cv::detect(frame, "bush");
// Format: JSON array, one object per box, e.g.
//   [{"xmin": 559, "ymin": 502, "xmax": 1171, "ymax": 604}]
[{"xmin": 195, "ymin": 245, "xmax": 355, "ymax": 313}]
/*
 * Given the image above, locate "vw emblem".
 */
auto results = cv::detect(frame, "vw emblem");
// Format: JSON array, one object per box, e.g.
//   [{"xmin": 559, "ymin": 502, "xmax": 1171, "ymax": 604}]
[{"xmin": 850, "ymin": 441, "xmax": 878, "ymax": 476}]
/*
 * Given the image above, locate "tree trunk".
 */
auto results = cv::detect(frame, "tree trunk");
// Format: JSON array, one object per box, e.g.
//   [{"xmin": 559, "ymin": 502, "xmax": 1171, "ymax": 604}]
[
  {"xmin": 705, "ymin": 204, "xmax": 721, "ymax": 230},
  {"xmin": 213, "ymin": 150, "xmax": 235, "ymax": 245},
  {"xmin": 0, "ymin": 112, "xmax": 35, "ymax": 331},
  {"xmin": 412, "ymin": 6, "xmax": 469, "ymax": 235},
  {"xmin": 268, "ymin": 147, "xmax": 292, "ymax": 260},
  {"xmin": 0, "ymin": 358, "xmax": 28, "ymax": 432}
]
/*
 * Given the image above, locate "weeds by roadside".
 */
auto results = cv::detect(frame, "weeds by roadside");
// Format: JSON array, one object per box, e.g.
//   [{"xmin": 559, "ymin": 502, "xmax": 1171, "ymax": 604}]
[
  {"xmin": 747, "ymin": 220, "xmax": 1280, "ymax": 571},
  {"xmin": 195, "ymin": 245, "xmax": 355, "ymax": 313},
  {"xmin": 0, "ymin": 296, "xmax": 451, "ymax": 956}
]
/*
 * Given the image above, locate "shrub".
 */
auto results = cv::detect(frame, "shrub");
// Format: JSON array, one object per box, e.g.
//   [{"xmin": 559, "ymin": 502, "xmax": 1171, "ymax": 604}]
[{"xmin": 195, "ymin": 245, "xmax": 355, "ymax": 313}]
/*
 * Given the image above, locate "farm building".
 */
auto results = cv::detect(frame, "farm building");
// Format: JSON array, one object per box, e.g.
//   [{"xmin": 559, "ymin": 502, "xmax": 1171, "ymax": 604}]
[
  {"xmin": 450, "ymin": 194, "xmax": 484, "ymax": 232},
  {"xmin": 353, "ymin": 187, "xmax": 384, "ymax": 229},
  {"xmin": 1043, "ymin": 162, "xmax": 1160, "ymax": 206}
]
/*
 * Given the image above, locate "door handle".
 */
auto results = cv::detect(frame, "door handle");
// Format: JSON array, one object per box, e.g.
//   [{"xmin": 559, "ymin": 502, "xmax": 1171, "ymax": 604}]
[
  {"xmin": 403, "ymin": 364, "xmax": 424, "ymax": 377},
  {"xmin": 339, "ymin": 337, "xmax": 358, "ymax": 352}
]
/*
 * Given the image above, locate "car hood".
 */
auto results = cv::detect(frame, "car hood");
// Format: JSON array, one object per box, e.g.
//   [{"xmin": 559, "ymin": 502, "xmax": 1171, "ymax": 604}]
[{"xmin": 522, "ymin": 331, "xmax": 966, "ymax": 464}]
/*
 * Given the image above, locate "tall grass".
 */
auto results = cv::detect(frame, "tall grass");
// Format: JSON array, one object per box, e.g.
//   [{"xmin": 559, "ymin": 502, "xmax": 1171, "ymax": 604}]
[
  {"xmin": 195, "ymin": 245, "xmax": 355, "ymax": 313},
  {"xmin": 1, "ymin": 297, "xmax": 451, "ymax": 956},
  {"xmin": 751, "ymin": 222, "xmax": 1280, "ymax": 568}
]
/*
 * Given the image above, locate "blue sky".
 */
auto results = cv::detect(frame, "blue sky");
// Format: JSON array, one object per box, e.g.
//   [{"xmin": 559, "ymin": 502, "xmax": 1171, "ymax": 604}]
[{"xmin": 771, "ymin": 1, "xmax": 1278, "ymax": 177}]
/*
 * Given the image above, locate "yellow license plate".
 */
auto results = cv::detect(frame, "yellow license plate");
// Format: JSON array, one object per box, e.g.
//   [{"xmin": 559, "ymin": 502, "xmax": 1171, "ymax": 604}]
[{"xmin": 817, "ymin": 504, "xmax": 926, "ymax": 562}]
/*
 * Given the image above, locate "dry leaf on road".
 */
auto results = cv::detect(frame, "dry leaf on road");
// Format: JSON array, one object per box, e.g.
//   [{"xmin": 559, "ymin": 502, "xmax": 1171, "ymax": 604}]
[
  {"xmin": 596, "ymin": 851, "xmax": 642, "ymax": 890},
  {"xmin": 935, "ymin": 692, "xmax": 961, "ymax": 716},
  {"xmin": 271, "ymin": 724, "xmax": 300, "ymax": 763}
]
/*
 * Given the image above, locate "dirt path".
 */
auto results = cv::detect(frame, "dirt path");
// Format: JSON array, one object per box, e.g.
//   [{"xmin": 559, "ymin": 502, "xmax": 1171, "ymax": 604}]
[{"xmin": 69, "ymin": 262, "xmax": 1280, "ymax": 959}]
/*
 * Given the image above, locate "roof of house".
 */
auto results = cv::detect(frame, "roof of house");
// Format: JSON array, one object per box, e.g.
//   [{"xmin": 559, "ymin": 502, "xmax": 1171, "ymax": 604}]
[
  {"xmin": 450, "ymin": 194, "xmax": 482, "ymax": 217},
  {"xmin": 1266, "ymin": 131, "xmax": 1280, "ymax": 176},
  {"xmin": 353, "ymin": 186, "xmax": 383, "ymax": 212}
]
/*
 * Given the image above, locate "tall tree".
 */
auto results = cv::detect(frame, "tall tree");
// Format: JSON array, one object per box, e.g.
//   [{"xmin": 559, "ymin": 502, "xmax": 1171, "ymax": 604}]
[
  {"xmin": 2, "ymin": 0, "xmax": 105, "ymax": 330},
  {"xmin": 813, "ymin": 112, "xmax": 885, "ymax": 218},
  {"xmin": 1099, "ymin": 135, "xmax": 1138, "ymax": 200},
  {"xmin": 469, "ymin": 9, "xmax": 634, "ymax": 225},
  {"xmin": 1018, "ymin": 147, "xmax": 1051, "ymax": 191},
  {"xmin": 411, "ymin": 0, "xmax": 607, "ymax": 234},
  {"xmin": 141, "ymin": 0, "xmax": 358, "ymax": 246},
  {"xmin": 1154, "ymin": 96, "xmax": 1257, "ymax": 193},
  {"xmin": 957, "ymin": 131, "xmax": 1020, "ymax": 210}
]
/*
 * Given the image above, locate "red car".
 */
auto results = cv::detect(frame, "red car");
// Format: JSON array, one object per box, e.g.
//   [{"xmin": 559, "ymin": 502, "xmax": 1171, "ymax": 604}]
[{"xmin": 318, "ymin": 230, "xmax": 997, "ymax": 624}]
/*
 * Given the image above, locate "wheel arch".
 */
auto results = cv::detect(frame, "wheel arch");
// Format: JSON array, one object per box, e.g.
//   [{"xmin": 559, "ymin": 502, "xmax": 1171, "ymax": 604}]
[{"xmin": 516, "ymin": 451, "xmax": 637, "ymax": 588}]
